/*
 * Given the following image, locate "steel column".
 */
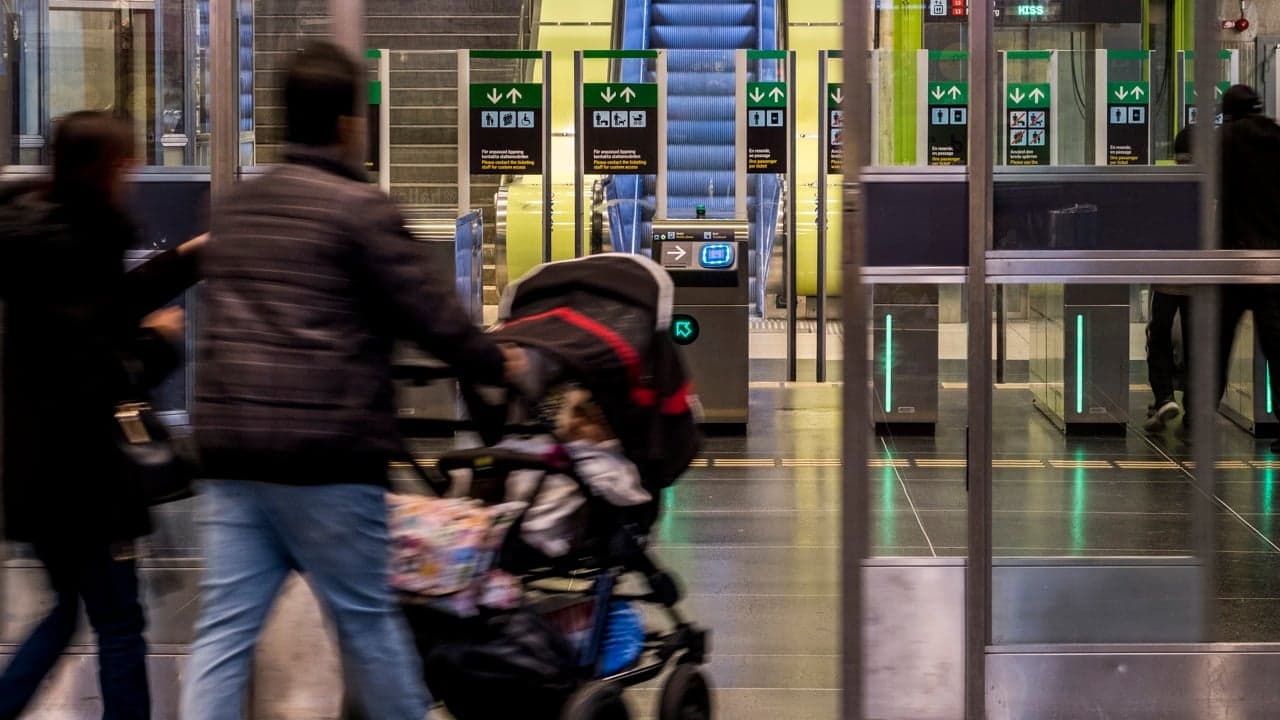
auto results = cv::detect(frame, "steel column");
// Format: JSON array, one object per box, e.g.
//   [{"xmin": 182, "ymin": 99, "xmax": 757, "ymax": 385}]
[
  {"xmin": 786, "ymin": 49, "xmax": 798, "ymax": 381},
  {"xmin": 966, "ymin": 0, "xmax": 996, "ymax": 717},
  {"xmin": 840, "ymin": 6, "xmax": 870, "ymax": 720},
  {"xmin": 208, "ymin": 0, "xmax": 236, "ymax": 198},
  {"xmin": 574, "ymin": 51, "xmax": 584, "ymax": 257}
]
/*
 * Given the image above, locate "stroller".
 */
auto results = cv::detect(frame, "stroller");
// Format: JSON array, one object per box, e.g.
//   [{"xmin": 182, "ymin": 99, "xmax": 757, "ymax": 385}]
[{"xmin": 395, "ymin": 254, "xmax": 712, "ymax": 720}]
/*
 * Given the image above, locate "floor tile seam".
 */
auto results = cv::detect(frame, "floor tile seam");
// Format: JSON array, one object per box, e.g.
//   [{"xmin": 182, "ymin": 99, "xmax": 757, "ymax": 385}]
[
  {"xmin": 880, "ymin": 436, "xmax": 938, "ymax": 557},
  {"xmin": 1131, "ymin": 426, "xmax": 1280, "ymax": 554}
]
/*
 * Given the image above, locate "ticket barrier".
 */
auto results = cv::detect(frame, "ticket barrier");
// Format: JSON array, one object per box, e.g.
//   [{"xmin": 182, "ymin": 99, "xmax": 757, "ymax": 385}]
[
  {"xmin": 652, "ymin": 219, "xmax": 750, "ymax": 430},
  {"xmin": 1220, "ymin": 317, "xmax": 1280, "ymax": 438},
  {"xmin": 393, "ymin": 210, "xmax": 484, "ymax": 432},
  {"xmin": 874, "ymin": 285, "xmax": 940, "ymax": 433}
]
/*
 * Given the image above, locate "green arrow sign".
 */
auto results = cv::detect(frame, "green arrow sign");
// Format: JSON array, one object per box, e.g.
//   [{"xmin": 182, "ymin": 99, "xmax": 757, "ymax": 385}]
[
  {"xmin": 1007, "ymin": 83, "xmax": 1049, "ymax": 108},
  {"xmin": 470, "ymin": 83, "xmax": 542, "ymax": 108},
  {"xmin": 671, "ymin": 314, "xmax": 699, "ymax": 345},
  {"xmin": 1183, "ymin": 81, "xmax": 1231, "ymax": 102},
  {"xmin": 583, "ymin": 82, "xmax": 658, "ymax": 108},
  {"xmin": 747, "ymin": 82, "xmax": 787, "ymax": 108},
  {"xmin": 827, "ymin": 83, "xmax": 843, "ymax": 107},
  {"xmin": 1108, "ymin": 81, "xmax": 1148, "ymax": 104},
  {"xmin": 928, "ymin": 82, "xmax": 968, "ymax": 106}
]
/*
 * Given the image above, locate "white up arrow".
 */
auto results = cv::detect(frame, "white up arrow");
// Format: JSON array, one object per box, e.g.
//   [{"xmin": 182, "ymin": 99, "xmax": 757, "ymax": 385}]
[
  {"xmin": 486, "ymin": 88, "xmax": 502, "ymax": 104},
  {"xmin": 948, "ymin": 85, "xmax": 963, "ymax": 99},
  {"xmin": 1028, "ymin": 87, "xmax": 1045, "ymax": 103},
  {"xmin": 1131, "ymin": 86, "xmax": 1145, "ymax": 99},
  {"xmin": 620, "ymin": 86, "xmax": 636, "ymax": 102},
  {"xmin": 769, "ymin": 86, "xmax": 785, "ymax": 101},
  {"xmin": 505, "ymin": 88, "xmax": 523, "ymax": 104},
  {"xmin": 666, "ymin": 245, "xmax": 687, "ymax": 261}
]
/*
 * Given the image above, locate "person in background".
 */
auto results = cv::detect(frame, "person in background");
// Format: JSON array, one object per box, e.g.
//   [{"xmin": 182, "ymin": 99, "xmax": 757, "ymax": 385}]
[
  {"xmin": 0, "ymin": 111, "xmax": 203, "ymax": 720},
  {"xmin": 181, "ymin": 42, "xmax": 525, "ymax": 720},
  {"xmin": 1217, "ymin": 84, "xmax": 1280, "ymax": 452},
  {"xmin": 1145, "ymin": 125, "xmax": 1195, "ymax": 434}
]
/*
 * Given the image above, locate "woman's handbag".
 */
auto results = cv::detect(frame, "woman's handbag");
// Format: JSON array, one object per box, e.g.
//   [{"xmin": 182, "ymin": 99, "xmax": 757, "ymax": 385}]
[{"xmin": 114, "ymin": 400, "xmax": 195, "ymax": 505}]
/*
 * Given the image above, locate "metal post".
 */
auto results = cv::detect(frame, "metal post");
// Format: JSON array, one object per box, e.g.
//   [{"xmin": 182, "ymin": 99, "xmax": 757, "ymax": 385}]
[
  {"xmin": 1048, "ymin": 50, "xmax": 1059, "ymax": 166},
  {"xmin": 840, "ymin": 6, "xmax": 870, "ymax": 719},
  {"xmin": 734, "ymin": 49, "xmax": 747, "ymax": 220},
  {"xmin": 916, "ymin": 49, "xmax": 928, "ymax": 165},
  {"xmin": 1093, "ymin": 49, "xmax": 1107, "ymax": 166},
  {"xmin": 329, "ymin": 0, "xmax": 364, "ymax": 58},
  {"xmin": 657, "ymin": 51, "xmax": 669, "ymax": 219},
  {"xmin": 1191, "ymin": 0, "xmax": 1221, "ymax": 642},
  {"xmin": 786, "ymin": 49, "xmax": 798, "ymax": 382},
  {"xmin": 816, "ymin": 51, "xmax": 829, "ymax": 383},
  {"xmin": 574, "ymin": 51, "xmax": 584, "ymax": 258},
  {"xmin": 209, "ymin": 0, "xmax": 236, "ymax": 198},
  {"xmin": 966, "ymin": 0, "xmax": 996, "ymax": 716},
  {"xmin": 378, "ymin": 49, "xmax": 391, "ymax": 193},
  {"xmin": 457, "ymin": 49, "xmax": 470, "ymax": 216},
  {"xmin": 542, "ymin": 50, "xmax": 553, "ymax": 264}
]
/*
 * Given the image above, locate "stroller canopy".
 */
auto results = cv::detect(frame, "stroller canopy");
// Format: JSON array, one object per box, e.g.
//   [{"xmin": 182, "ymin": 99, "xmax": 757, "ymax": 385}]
[{"xmin": 493, "ymin": 254, "xmax": 699, "ymax": 490}]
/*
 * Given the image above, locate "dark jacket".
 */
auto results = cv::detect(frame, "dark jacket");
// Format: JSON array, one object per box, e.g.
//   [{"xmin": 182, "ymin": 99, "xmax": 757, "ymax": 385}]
[
  {"xmin": 194, "ymin": 147, "xmax": 504, "ymax": 487},
  {"xmin": 1221, "ymin": 114, "xmax": 1280, "ymax": 250},
  {"xmin": 0, "ymin": 182, "xmax": 199, "ymax": 543}
]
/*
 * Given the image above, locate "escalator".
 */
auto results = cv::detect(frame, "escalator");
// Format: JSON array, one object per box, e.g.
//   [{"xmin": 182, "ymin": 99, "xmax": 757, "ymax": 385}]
[{"xmin": 607, "ymin": 0, "xmax": 782, "ymax": 315}]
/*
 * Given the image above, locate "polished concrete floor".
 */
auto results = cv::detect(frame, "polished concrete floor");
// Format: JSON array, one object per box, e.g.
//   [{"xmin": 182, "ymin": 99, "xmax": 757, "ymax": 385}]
[{"xmin": 9, "ymin": 350, "xmax": 1280, "ymax": 717}]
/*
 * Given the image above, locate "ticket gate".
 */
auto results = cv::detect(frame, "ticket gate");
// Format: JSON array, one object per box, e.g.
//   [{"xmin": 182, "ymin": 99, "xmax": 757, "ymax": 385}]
[
  {"xmin": 652, "ymin": 219, "xmax": 750, "ymax": 429},
  {"xmin": 1030, "ymin": 284, "xmax": 1130, "ymax": 434},
  {"xmin": 392, "ymin": 210, "xmax": 484, "ymax": 431},
  {"xmin": 874, "ymin": 285, "xmax": 940, "ymax": 433},
  {"xmin": 1220, "ymin": 317, "xmax": 1280, "ymax": 438}
]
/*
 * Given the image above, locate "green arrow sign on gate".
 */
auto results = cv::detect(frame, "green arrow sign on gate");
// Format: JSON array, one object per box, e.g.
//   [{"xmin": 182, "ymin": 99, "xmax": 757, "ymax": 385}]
[
  {"xmin": 1183, "ymin": 82, "xmax": 1230, "ymax": 102},
  {"xmin": 828, "ymin": 83, "xmax": 843, "ymax": 107},
  {"xmin": 469, "ymin": 83, "xmax": 542, "ymax": 108},
  {"xmin": 583, "ymin": 82, "xmax": 658, "ymax": 108},
  {"xmin": 747, "ymin": 82, "xmax": 787, "ymax": 108},
  {"xmin": 928, "ymin": 82, "xmax": 968, "ymax": 106},
  {"xmin": 1007, "ymin": 83, "xmax": 1049, "ymax": 108},
  {"xmin": 1108, "ymin": 81, "xmax": 1149, "ymax": 103}
]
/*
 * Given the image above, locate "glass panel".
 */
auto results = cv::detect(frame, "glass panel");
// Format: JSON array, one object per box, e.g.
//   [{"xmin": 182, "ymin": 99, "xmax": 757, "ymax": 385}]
[
  {"xmin": 246, "ymin": 1, "xmax": 331, "ymax": 166},
  {"xmin": 990, "ymin": 281, "xmax": 1206, "ymax": 644},
  {"xmin": 10, "ymin": 1, "xmax": 208, "ymax": 166},
  {"xmin": 868, "ymin": 282, "xmax": 969, "ymax": 557}
]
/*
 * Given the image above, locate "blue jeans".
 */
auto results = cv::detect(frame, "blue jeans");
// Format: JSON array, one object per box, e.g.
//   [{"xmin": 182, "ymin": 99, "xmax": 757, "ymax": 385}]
[
  {"xmin": 0, "ymin": 543, "xmax": 148, "ymax": 720},
  {"xmin": 179, "ymin": 480, "xmax": 429, "ymax": 720}
]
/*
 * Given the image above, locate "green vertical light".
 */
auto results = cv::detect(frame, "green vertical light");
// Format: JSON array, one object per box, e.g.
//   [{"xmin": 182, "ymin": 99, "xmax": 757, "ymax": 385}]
[
  {"xmin": 881, "ymin": 465, "xmax": 897, "ymax": 550},
  {"xmin": 1264, "ymin": 468, "xmax": 1275, "ymax": 541},
  {"xmin": 1075, "ymin": 314, "xmax": 1085, "ymax": 415},
  {"xmin": 1267, "ymin": 362, "xmax": 1273, "ymax": 416},
  {"xmin": 885, "ymin": 314, "xmax": 894, "ymax": 413},
  {"xmin": 1071, "ymin": 451, "xmax": 1087, "ymax": 555}
]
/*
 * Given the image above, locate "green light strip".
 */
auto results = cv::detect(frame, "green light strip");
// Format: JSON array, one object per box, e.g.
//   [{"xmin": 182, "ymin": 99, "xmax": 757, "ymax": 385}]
[
  {"xmin": 885, "ymin": 315, "xmax": 893, "ymax": 413},
  {"xmin": 1268, "ymin": 363, "xmax": 1273, "ymax": 416},
  {"xmin": 1076, "ymin": 314, "xmax": 1085, "ymax": 416}
]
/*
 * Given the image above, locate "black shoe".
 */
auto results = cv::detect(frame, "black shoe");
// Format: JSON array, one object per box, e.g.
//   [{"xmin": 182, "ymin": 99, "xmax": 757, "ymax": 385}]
[{"xmin": 1144, "ymin": 400, "xmax": 1180, "ymax": 433}]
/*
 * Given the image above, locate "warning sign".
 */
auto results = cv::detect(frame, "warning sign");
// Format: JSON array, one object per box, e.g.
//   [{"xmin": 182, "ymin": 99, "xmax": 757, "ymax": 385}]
[
  {"xmin": 470, "ymin": 83, "xmax": 543, "ymax": 175},
  {"xmin": 582, "ymin": 83, "xmax": 658, "ymax": 174},
  {"xmin": 827, "ymin": 83, "xmax": 843, "ymax": 174},
  {"xmin": 1006, "ymin": 83, "xmax": 1050, "ymax": 166}
]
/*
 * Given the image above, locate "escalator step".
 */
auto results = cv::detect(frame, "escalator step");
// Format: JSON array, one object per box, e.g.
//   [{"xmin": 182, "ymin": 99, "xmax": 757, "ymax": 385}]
[{"xmin": 652, "ymin": 3, "xmax": 756, "ymax": 26}]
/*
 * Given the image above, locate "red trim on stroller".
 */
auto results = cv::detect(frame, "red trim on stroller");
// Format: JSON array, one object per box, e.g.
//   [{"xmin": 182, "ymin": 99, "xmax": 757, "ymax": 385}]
[
  {"xmin": 499, "ymin": 308, "xmax": 656, "ymax": 407},
  {"xmin": 660, "ymin": 382, "xmax": 692, "ymax": 415}
]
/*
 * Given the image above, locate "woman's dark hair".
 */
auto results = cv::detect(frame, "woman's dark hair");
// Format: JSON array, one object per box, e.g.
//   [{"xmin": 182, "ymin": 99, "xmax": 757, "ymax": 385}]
[
  {"xmin": 49, "ymin": 111, "xmax": 135, "ymax": 207},
  {"xmin": 285, "ymin": 41, "xmax": 360, "ymax": 147}
]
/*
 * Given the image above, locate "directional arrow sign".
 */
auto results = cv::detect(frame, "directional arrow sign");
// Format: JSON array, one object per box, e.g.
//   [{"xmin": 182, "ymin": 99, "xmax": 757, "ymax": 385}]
[
  {"xmin": 1007, "ymin": 82, "xmax": 1050, "ymax": 109},
  {"xmin": 671, "ymin": 314, "xmax": 700, "ymax": 345},
  {"xmin": 747, "ymin": 82, "xmax": 786, "ymax": 108},
  {"xmin": 1183, "ymin": 81, "xmax": 1231, "ymax": 103},
  {"xmin": 928, "ymin": 82, "xmax": 968, "ymax": 106},
  {"xmin": 1108, "ymin": 82, "xmax": 1149, "ymax": 104},
  {"xmin": 470, "ymin": 83, "xmax": 541, "ymax": 108},
  {"xmin": 666, "ymin": 245, "xmax": 687, "ymax": 261},
  {"xmin": 829, "ymin": 84, "xmax": 844, "ymax": 106},
  {"xmin": 583, "ymin": 82, "xmax": 658, "ymax": 108}
]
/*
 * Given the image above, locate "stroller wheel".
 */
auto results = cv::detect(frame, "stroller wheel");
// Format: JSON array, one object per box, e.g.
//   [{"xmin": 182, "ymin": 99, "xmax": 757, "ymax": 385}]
[
  {"xmin": 562, "ymin": 680, "xmax": 631, "ymax": 720},
  {"xmin": 658, "ymin": 663, "xmax": 713, "ymax": 720}
]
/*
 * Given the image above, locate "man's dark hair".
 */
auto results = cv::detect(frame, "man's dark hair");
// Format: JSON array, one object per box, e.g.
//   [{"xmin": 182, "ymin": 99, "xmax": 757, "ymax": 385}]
[
  {"xmin": 1222, "ymin": 84, "xmax": 1263, "ymax": 123},
  {"xmin": 284, "ymin": 41, "xmax": 360, "ymax": 147}
]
